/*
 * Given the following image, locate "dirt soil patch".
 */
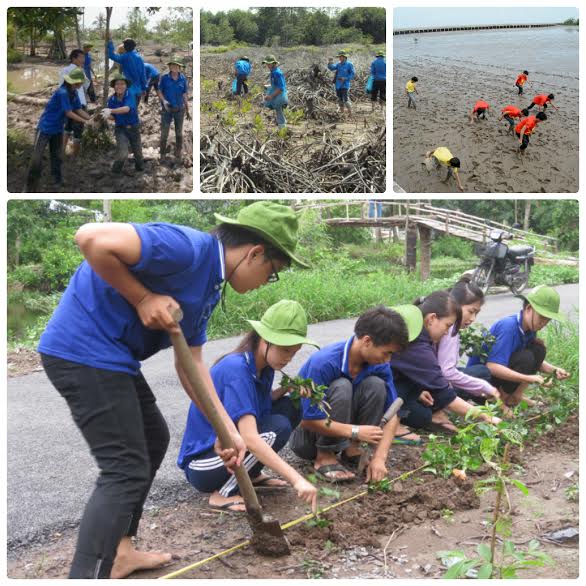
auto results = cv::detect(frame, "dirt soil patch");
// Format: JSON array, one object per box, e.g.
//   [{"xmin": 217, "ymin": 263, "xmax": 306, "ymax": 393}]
[
  {"xmin": 7, "ymin": 416, "xmax": 578, "ymax": 579},
  {"xmin": 7, "ymin": 348, "xmax": 43, "ymax": 378}
]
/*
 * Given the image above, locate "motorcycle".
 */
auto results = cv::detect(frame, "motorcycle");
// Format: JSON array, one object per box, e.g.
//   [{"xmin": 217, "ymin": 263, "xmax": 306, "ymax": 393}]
[{"xmin": 471, "ymin": 230, "xmax": 535, "ymax": 295}]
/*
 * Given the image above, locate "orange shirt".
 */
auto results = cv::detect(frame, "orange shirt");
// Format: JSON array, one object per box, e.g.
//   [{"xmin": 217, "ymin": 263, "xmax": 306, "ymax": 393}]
[
  {"xmin": 516, "ymin": 73, "xmax": 528, "ymax": 85},
  {"xmin": 515, "ymin": 116, "xmax": 538, "ymax": 135},
  {"xmin": 532, "ymin": 94, "xmax": 550, "ymax": 106},
  {"xmin": 473, "ymin": 100, "xmax": 489, "ymax": 112},
  {"xmin": 502, "ymin": 105, "xmax": 523, "ymax": 118}
]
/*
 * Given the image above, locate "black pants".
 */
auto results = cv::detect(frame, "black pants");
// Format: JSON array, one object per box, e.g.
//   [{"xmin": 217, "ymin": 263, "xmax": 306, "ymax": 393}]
[
  {"xmin": 64, "ymin": 105, "xmax": 87, "ymax": 141},
  {"xmin": 492, "ymin": 341, "xmax": 546, "ymax": 395},
  {"xmin": 87, "ymin": 80, "xmax": 97, "ymax": 103},
  {"xmin": 453, "ymin": 364, "xmax": 493, "ymax": 404},
  {"xmin": 515, "ymin": 131, "xmax": 530, "ymax": 150},
  {"xmin": 26, "ymin": 130, "xmax": 63, "ymax": 192},
  {"xmin": 371, "ymin": 79, "xmax": 386, "ymax": 102},
  {"xmin": 527, "ymin": 101, "xmax": 547, "ymax": 111},
  {"xmin": 503, "ymin": 114, "xmax": 515, "ymax": 129},
  {"xmin": 40, "ymin": 354, "xmax": 170, "ymax": 579},
  {"xmin": 236, "ymin": 74, "xmax": 249, "ymax": 96},
  {"xmin": 144, "ymin": 76, "xmax": 160, "ymax": 103},
  {"xmin": 516, "ymin": 82, "xmax": 524, "ymax": 95},
  {"xmin": 475, "ymin": 108, "xmax": 487, "ymax": 119},
  {"xmin": 113, "ymin": 125, "xmax": 144, "ymax": 172},
  {"xmin": 395, "ymin": 378, "xmax": 457, "ymax": 429}
]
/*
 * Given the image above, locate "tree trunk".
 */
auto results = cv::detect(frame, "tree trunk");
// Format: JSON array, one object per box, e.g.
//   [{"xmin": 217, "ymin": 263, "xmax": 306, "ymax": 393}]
[
  {"xmin": 103, "ymin": 7, "xmax": 113, "ymax": 107},
  {"xmin": 523, "ymin": 201, "xmax": 532, "ymax": 231},
  {"xmin": 405, "ymin": 220, "xmax": 418, "ymax": 273},
  {"xmin": 418, "ymin": 225, "xmax": 432, "ymax": 281},
  {"xmin": 514, "ymin": 200, "xmax": 518, "ymax": 224},
  {"xmin": 103, "ymin": 199, "xmax": 112, "ymax": 222},
  {"xmin": 30, "ymin": 28, "xmax": 35, "ymax": 57},
  {"xmin": 14, "ymin": 235, "xmax": 21, "ymax": 267},
  {"xmin": 75, "ymin": 13, "xmax": 82, "ymax": 48},
  {"xmin": 48, "ymin": 30, "xmax": 67, "ymax": 60}
]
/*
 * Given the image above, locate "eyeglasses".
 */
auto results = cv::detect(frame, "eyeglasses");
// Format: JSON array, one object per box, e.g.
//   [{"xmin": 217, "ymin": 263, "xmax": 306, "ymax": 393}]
[{"xmin": 267, "ymin": 260, "xmax": 280, "ymax": 283}]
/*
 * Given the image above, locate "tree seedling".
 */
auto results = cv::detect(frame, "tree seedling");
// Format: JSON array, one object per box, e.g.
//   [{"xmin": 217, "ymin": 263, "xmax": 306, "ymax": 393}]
[
  {"xmin": 368, "ymin": 477, "xmax": 392, "ymax": 493},
  {"xmin": 280, "ymin": 372, "xmax": 331, "ymax": 425},
  {"xmin": 459, "ymin": 323, "xmax": 496, "ymax": 360}
]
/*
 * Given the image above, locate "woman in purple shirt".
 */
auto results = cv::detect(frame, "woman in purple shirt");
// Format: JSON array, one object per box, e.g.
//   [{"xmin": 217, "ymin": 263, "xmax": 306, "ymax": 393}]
[{"xmin": 438, "ymin": 278, "xmax": 500, "ymax": 404}]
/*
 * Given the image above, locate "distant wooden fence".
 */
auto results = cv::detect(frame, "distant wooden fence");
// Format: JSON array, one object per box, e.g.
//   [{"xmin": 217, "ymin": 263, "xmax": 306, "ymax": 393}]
[{"xmin": 393, "ymin": 23, "xmax": 559, "ymax": 35}]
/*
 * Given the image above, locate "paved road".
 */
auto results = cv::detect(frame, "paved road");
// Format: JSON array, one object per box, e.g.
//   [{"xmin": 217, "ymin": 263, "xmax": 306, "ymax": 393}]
[{"xmin": 7, "ymin": 284, "xmax": 578, "ymax": 547}]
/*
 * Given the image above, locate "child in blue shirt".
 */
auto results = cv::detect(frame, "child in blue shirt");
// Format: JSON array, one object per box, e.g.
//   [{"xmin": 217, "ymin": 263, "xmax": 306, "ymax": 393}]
[
  {"xmin": 468, "ymin": 285, "xmax": 570, "ymax": 407},
  {"xmin": 104, "ymin": 73, "xmax": 144, "ymax": 173},
  {"xmin": 262, "ymin": 55, "xmax": 288, "ymax": 129},
  {"xmin": 328, "ymin": 50, "xmax": 356, "ymax": 117},
  {"xmin": 391, "ymin": 291, "xmax": 501, "ymax": 434},
  {"xmin": 38, "ymin": 201, "xmax": 308, "ymax": 578},
  {"xmin": 234, "ymin": 56, "xmax": 251, "ymax": 96},
  {"xmin": 179, "ymin": 300, "xmax": 319, "ymax": 513},
  {"xmin": 290, "ymin": 305, "xmax": 420, "ymax": 483},
  {"xmin": 370, "ymin": 51, "xmax": 386, "ymax": 110}
]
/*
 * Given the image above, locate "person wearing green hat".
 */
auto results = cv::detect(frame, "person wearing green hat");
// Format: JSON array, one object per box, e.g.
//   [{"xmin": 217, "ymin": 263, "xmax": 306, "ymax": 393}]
[
  {"xmin": 156, "ymin": 57, "xmax": 190, "ymax": 162},
  {"xmin": 327, "ymin": 50, "xmax": 356, "ymax": 117},
  {"xmin": 290, "ymin": 305, "xmax": 413, "ymax": 483},
  {"xmin": 105, "ymin": 73, "xmax": 144, "ymax": 173},
  {"xmin": 178, "ymin": 300, "xmax": 319, "ymax": 513},
  {"xmin": 37, "ymin": 201, "xmax": 306, "ymax": 577},
  {"xmin": 262, "ymin": 55, "xmax": 288, "ymax": 129},
  {"xmin": 468, "ymin": 285, "xmax": 570, "ymax": 408},
  {"xmin": 25, "ymin": 66, "xmax": 90, "ymax": 192},
  {"xmin": 391, "ymin": 290, "xmax": 501, "ymax": 435},
  {"xmin": 370, "ymin": 50, "xmax": 386, "ymax": 111},
  {"xmin": 234, "ymin": 55, "xmax": 251, "ymax": 98}
]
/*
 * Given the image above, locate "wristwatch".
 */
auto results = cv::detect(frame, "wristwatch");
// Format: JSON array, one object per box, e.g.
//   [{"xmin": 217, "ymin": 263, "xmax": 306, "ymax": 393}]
[{"xmin": 351, "ymin": 425, "xmax": 360, "ymax": 441}]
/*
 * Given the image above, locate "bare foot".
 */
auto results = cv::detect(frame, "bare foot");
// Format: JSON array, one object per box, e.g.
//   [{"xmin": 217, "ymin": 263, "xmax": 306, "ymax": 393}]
[
  {"xmin": 110, "ymin": 537, "xmax": 172, "ymax": 579},
  {"xmin": 431, "ymin": 411, "xmax": 458, "ymax": 433},
  {"xmin": 208, "ymin": 491, "xmax": 247, "ymax": 512}
]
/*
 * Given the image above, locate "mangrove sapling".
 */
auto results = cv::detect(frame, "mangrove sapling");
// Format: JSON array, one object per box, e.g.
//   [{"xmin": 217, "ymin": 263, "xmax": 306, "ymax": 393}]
[
  {"xmin": 280, "ymin": 372, "xmax": 331, "ymax": 425},
  {"xmin": 459, "ymin": 323, "xmax": 496, "ymax": 360}
]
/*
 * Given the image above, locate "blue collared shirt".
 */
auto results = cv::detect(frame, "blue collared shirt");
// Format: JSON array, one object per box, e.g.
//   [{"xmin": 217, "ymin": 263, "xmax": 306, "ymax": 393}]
[
  {"xmin": 235, "ymin": 59, "xmax": 251, "ymax": 76},
  {"xmin": 327, "ymin": 60, "xmax": 356, "ymax": 90},
  {"xmin": 177, "ymin": 351, "xmax": 274, "ymax": 467},
  {"xmin": 38, "ymin": 225, "xmax": 226, "ymax": 375},
  {"xmin": 270, "ymin": 67, "xmax": 286, "ymax": 91},
  {"xmin": 467, "ymin": 311, "xmax": 537, "ymax": 367},
  {"xmin": 298, "ymin": 336, "xmax": 397, "ymax": 420},
  {"xmin": 107, "ymin": 90, "xmax": 139, "ymax": 126},
  {"xmin": 370, "ymin": 57, "xmax": 386, "ymax": 81},
  {"xmin": 83, "ymin": 52, "xmax": 92, "ymax": 80},
  {"xmin": 107, "ymin": 41, "xmax": 147, "ymax": 91},
  {"xmin": 144, "ymin": 62, "xmax": 160, "ymax": 82},
  {"xmin": 37, "ymin": 85, "xmax": 81, "ymax": 135},
  {"xmin": 159, "ymin": 72, "xmax": 188, "ymax": 108}
]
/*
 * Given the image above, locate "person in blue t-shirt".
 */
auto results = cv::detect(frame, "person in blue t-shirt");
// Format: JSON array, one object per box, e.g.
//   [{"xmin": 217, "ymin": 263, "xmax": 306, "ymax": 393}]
[
  {"xmin": 83, "ymin": 43, "xmax": 97, "ymax": 102},
  {"xmin": 262, "ymin": 55, "xmax": 288, "ymax": 129},
  {"xmin": 179, "ymin": 300, "xmax": 319, "ymax": 513},
  {"xmin": 107, "ymin": 36, "xmax": 147, "ymax": 106},
  {"xmin": 392, "ymin": 291, "xmax": 501, "ymax": 434},
  {"xmin": 327, "ymin": 50, "xmax": 356, "ymax": 117},
  {"xmin": 290, "ymin": 305, "xmax": 418, "ymax": 483},
  {"xmin": 467, "ymin": 285, "xmax": 570, "ymax": 409},
  {"xmin": 370, "ymin": 51, "xmax": 386, "ymax": 111},
  {"xmin": 234, "ymin": 55, "xmax": 251, "ymax": 97},
  {"xmin": 104, "ymin": 73, "xmax": 144, "ymax": 173},
  {"xmin": 143, "ymin": 62, "xmax": 160, "ymax": 104},
  {"xmin": 25, "ymin": 67, "xmax": 90, "ymax": 192},
  {"xmin": 156, "ymin": 57, "xmax": 190, "ymax": 161},
  {"xmin": 37, "ymin": 201, "xmax": 308, "ymax": 578}
]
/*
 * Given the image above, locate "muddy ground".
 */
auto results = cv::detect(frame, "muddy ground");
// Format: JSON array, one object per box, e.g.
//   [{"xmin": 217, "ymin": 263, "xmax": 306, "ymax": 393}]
[
  {"xmin": 7, "ymin": 45, "xmax": 193, "ymax": 193},
  {"xmin": 7, "ymin": 416, "xmax": 578, "ymax": 579},
  {"xmin": 200, "ymin": 46, "xmax": 386, "ymax": 193}
]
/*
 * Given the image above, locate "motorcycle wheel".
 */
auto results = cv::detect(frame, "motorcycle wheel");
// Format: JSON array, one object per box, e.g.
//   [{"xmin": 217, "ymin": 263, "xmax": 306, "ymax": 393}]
[
  {"xmin": 472, "ymin": 263, "xmax": 493, "ymax": 294},
  {"xmin": 510, "ymin": 262, "xmax": 530, "ymax": 295}
]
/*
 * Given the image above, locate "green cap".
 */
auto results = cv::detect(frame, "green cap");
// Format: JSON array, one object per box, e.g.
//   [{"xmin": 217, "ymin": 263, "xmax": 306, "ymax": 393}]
[
  {"xmin": 167, "ymin": 56, "xmax": 185, "ymax": 67},
  {"xmin": 262, "ymin": 55, "xmax": 279, "ymax": 64},
  {"xmin": 63, "ymin": 67, "xmax": 87, "ymax": 85},
  {"xmin": 247, "ymin": 300, "xmax": 319, "ymax": 348},
  {"xmin": 391, "ymin": 305, "xmax": 423, "ymax": 342},
  {"xmin": 518, "ymin": 285, "xmax": 566, "ymax": 321},
  {"xmin": 214, "ymin": 202, "xmax": 309, "ymax": 268},
  {"xmin": 110, "ymin": 72, "xmax": 131, "ymax": 88},
  {"xmin": 375, "ymin": 51, "xmax": 385, "ymax": 57},
  {"xmin": 336, "ymin": 49, "xmax": 349, "ymax": 57}
]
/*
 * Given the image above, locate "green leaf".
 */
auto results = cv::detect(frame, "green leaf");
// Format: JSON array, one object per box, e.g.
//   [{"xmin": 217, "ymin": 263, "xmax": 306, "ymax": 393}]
[
  {"xmin": 508, "ymin": 478, "xmax": 529, "ymax": 496},
  {"xmin": 495, "ymin": 516, "xmax": 512, "ymax": 537},
  {"xmin": 477, "ymin": 543, "xmax": 493, "ymax": 562},
  {"xmin": 443, "ymin": 560, "xmax": 468, "ymax": 579},
  {"xmin": 503, "ymin": 540, "xmax": 516, "ymax": 556},
  {"xmin": 500, "ymin": 566, "xmax": 518, "ymax": 579},
  {"xmin": 477, "ymin": 563, "xmax": 493, "ymax": 579}
]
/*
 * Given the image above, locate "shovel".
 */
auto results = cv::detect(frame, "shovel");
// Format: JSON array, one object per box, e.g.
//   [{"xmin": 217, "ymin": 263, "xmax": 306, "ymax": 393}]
[
  {"xmin": 169, "ymin": 308, "xmax": 290, "ymax": 557},
  {"xmin": 357, "ymin": 397, "xmax": 405, "ymax": 477}
]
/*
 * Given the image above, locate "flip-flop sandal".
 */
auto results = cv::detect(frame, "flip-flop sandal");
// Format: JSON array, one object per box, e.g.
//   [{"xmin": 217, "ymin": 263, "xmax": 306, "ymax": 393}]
[
  {"xmin": 314, "ymin": 463, "xmax": 355, "ymax": 484},
  {"xmin": 340, "ymin": 452, "xmax": 362, "ymax": 470},
  {"xmin": 208, "ymin": 500, "xmax": 247, "ymax": 514},
  {"xmin": 425, "ymin": 421, "xmax": 458, "ymax": 436},
  {"xmin": 393, "ymin": 431, "xmax": 424, "ymax": 446},
  {"xmin": 251, "ymin": 476, "xmax": 289, "ymax": 492}
]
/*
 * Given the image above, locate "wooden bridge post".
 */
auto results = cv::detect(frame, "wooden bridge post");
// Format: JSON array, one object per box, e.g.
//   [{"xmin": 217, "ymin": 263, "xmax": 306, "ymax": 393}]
[
  {"xmin": 419, "ymin": 225, "xmax": 432, "ymax": 281},
  {"xmin": 405, "ymin": 220, "xmax": 418, "ymax": 273}
]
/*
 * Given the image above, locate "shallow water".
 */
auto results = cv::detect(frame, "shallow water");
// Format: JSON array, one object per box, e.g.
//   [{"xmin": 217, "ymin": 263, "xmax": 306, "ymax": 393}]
[{"xmin": 394, "ymin": 26, "xmax": 579, "ymax": 90}]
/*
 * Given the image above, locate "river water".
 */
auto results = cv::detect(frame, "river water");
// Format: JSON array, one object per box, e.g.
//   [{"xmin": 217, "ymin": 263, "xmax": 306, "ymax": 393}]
[{"xmin": 394, "ymin": 26, "xmax": 579, "ymax": 91}]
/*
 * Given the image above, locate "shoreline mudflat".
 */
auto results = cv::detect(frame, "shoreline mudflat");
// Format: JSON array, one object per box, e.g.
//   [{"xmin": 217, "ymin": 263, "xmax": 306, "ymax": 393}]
[{"xmin": 393, "ymin": 53, "xmax": 578, "ymax": 193}]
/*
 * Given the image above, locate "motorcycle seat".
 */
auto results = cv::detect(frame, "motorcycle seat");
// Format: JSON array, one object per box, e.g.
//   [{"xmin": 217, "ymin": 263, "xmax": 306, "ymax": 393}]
[{"xmin": 508, "ymin": 245, "xmax": 533, "ymax": 257}]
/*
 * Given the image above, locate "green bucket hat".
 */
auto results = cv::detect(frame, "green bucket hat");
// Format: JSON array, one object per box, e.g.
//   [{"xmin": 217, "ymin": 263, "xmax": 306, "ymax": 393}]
[
  {"xmin": 247, "ymin": 300, "xmax": 319, "ymax": 348},
  {"xmin": 110, "ymin": 73, "xmax": 131, "ymax": 88},
  {"xmin": 214, "ymin": 202, "xmax": 309, "ymax": 268},
  {"xmin": 391, "ymin": 305, "xmax": 423, "ymax": 342},
  {"xmin": 167, "ymin": 56, "xmax": 184, "ymax": 67},
  {"xmin": 517, "ymin": 285, "xmax": 566, "ymax": 321},
  {"xmin": 336, "ymin": 49, "xmax": 349, "ymax": 57},
  {"xmin": 262, "ymin": 55, "xmax": 279, "ymax": 65},
  {"xmin": 375, "ymin": 50, "xmax": 385, "ymax": 57},
  {"xmin": 63, "ymin": 67, "xmax": 87, "ymax": 85}
]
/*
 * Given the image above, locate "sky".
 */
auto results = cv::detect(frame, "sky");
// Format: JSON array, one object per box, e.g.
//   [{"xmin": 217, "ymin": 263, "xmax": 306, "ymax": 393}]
[
  {"xmin": 81, "ymin": 7, "xmax": 180, "ymax": 30},
  {"xmin": 394, "ymin": 7, "xmax": 579, "ymax": 29}
]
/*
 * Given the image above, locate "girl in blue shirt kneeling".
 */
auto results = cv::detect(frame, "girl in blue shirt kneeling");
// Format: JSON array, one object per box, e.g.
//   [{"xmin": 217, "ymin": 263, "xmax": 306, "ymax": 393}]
[{"xmin": 178, "ymin": 300, "xmax": 319, "ymax": 513}]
